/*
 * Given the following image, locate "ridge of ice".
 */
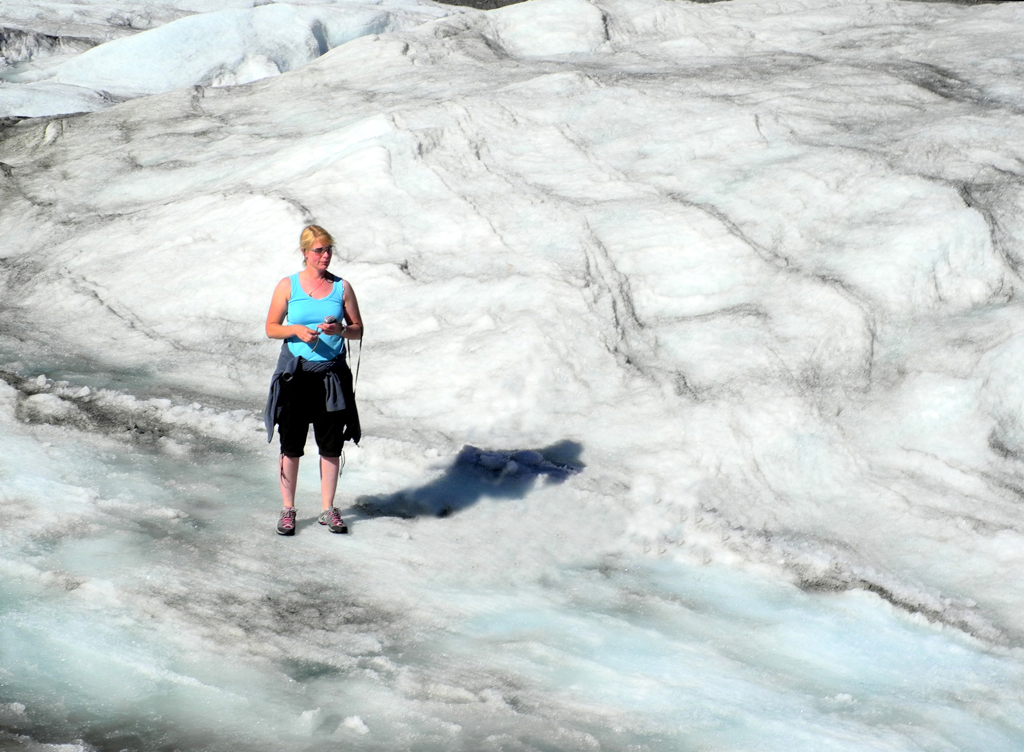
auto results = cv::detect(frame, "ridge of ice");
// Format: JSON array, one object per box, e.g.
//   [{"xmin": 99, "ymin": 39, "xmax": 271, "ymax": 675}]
[{"xmin": 0, "ymin": 0, "xmax": 459, "ymax": 116}]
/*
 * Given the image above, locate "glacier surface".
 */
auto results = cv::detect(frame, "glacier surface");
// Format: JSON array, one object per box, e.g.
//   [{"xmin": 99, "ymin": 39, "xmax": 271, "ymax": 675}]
[{"xmin": 2, "ymin": 0, "xmax": 1024, "ymax": 749}]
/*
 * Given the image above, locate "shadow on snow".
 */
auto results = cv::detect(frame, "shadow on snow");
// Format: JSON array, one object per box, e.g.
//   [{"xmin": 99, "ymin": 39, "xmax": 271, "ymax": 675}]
[{"xmin": 350, "ymin": 440, "xmax": 584, "ymax": 519}]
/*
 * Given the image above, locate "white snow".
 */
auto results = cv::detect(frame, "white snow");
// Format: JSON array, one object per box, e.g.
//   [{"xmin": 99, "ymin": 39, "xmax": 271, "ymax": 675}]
[
  {"xmin": 2, "ymin": 0, "xmax": 1024, "ymax": 748},
  {"xmin": 1, "ymin": 0, "xmax": 459, "ymax": 116}
]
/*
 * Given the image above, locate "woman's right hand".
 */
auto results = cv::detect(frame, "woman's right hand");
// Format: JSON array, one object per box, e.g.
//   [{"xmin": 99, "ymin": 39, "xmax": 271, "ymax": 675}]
[{"xmin": 292, "ymin": 325, "xmax": 320, "ymax": 344}]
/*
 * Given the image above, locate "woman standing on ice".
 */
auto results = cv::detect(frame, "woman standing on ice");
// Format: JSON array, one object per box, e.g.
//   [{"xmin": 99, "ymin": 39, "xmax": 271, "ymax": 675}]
[{"xmin": 264, "ymin": 225, "xmax": 362, "ymax": 536}]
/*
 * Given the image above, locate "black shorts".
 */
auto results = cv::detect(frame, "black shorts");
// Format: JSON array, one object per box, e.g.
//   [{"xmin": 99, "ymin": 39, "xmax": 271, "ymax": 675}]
[{"xmin": 277, "ymin": 370, "xmax": 347, "ymax": 458}]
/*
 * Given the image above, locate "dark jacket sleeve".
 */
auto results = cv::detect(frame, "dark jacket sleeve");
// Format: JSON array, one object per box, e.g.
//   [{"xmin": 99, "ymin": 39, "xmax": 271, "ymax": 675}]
[{"xmin": 336, "ymin": 358, "xmax": 361, "ymax": 445}]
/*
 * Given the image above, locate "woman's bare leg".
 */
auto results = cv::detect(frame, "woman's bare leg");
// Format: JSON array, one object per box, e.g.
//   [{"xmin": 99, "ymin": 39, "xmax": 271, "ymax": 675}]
[
  {"xmin": 280, "ymin": 455, "xmax": 300, "ymax": 508},
  {"xmin": 320, "ymin": 455, "xmax": 340, "ymax": 510}
]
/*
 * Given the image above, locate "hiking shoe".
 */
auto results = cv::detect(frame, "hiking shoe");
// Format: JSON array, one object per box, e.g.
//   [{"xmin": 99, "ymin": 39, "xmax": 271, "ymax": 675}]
[
  {"xmin": 277, "ymin": 508, "xmax": 296, "ymax": 536},
  {"xmin": 318, "ymin": 507, "xmax": 348, "ymax": 534}
]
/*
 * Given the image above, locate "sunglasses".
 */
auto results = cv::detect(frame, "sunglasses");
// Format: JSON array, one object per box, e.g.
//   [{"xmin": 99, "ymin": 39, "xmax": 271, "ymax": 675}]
[{"xmin": 308, "ymin": 245, "xmax": 333, "ymax": 255}]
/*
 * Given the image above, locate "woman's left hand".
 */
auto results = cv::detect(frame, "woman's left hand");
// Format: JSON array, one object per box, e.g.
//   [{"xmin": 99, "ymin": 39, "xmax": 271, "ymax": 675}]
[{"xmin": 318, "ymin": 321, "xmax": 345, "ymax": 336}]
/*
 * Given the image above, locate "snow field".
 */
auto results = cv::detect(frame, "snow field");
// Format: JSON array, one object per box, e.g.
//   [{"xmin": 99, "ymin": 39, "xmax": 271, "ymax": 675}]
[{"xmin": 3, "ymin": 0, "xmax": 1024, "ymax": 748}]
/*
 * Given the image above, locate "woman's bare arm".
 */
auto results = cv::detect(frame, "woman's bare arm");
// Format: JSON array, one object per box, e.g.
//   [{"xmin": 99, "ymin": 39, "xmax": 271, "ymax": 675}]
[
  {"xmin": 266, "ymin": 277, "xmax": 319, "ymax": 343},
  {"xmin": 341, "ymin": 283, "xmax": 363, "ymax": 340}
]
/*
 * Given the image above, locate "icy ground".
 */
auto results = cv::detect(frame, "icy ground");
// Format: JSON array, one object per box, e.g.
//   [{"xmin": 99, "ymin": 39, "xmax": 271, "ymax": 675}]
[
  {"xmin": 0, "ymin": 0, "xmax": 459, "ymax": 117},
  {"xmin": 2, "ymin": 0, "xmax": 1024, "ymax": 749}
]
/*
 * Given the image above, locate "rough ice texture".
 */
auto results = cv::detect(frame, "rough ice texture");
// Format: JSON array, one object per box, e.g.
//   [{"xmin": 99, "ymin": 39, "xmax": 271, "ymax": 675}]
[
  {"xmin": 2, "ymin": 0, "xmax": 1024, "ymax": 748},
  {"xmin": 0, "ymin": 0, "xmax": 459, "ymax": 116}
]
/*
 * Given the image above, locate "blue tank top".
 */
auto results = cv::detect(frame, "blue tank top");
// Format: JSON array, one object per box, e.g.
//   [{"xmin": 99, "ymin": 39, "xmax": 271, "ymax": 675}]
[{"xmin": 286, "ymin": 273, "xmax": 345, "ymax": 362}]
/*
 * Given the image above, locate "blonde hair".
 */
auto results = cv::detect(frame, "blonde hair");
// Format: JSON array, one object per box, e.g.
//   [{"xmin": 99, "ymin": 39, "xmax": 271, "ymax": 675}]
[{"xmin": 299, "ymin": 225, "xmax": 334, "ymax": 263}]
